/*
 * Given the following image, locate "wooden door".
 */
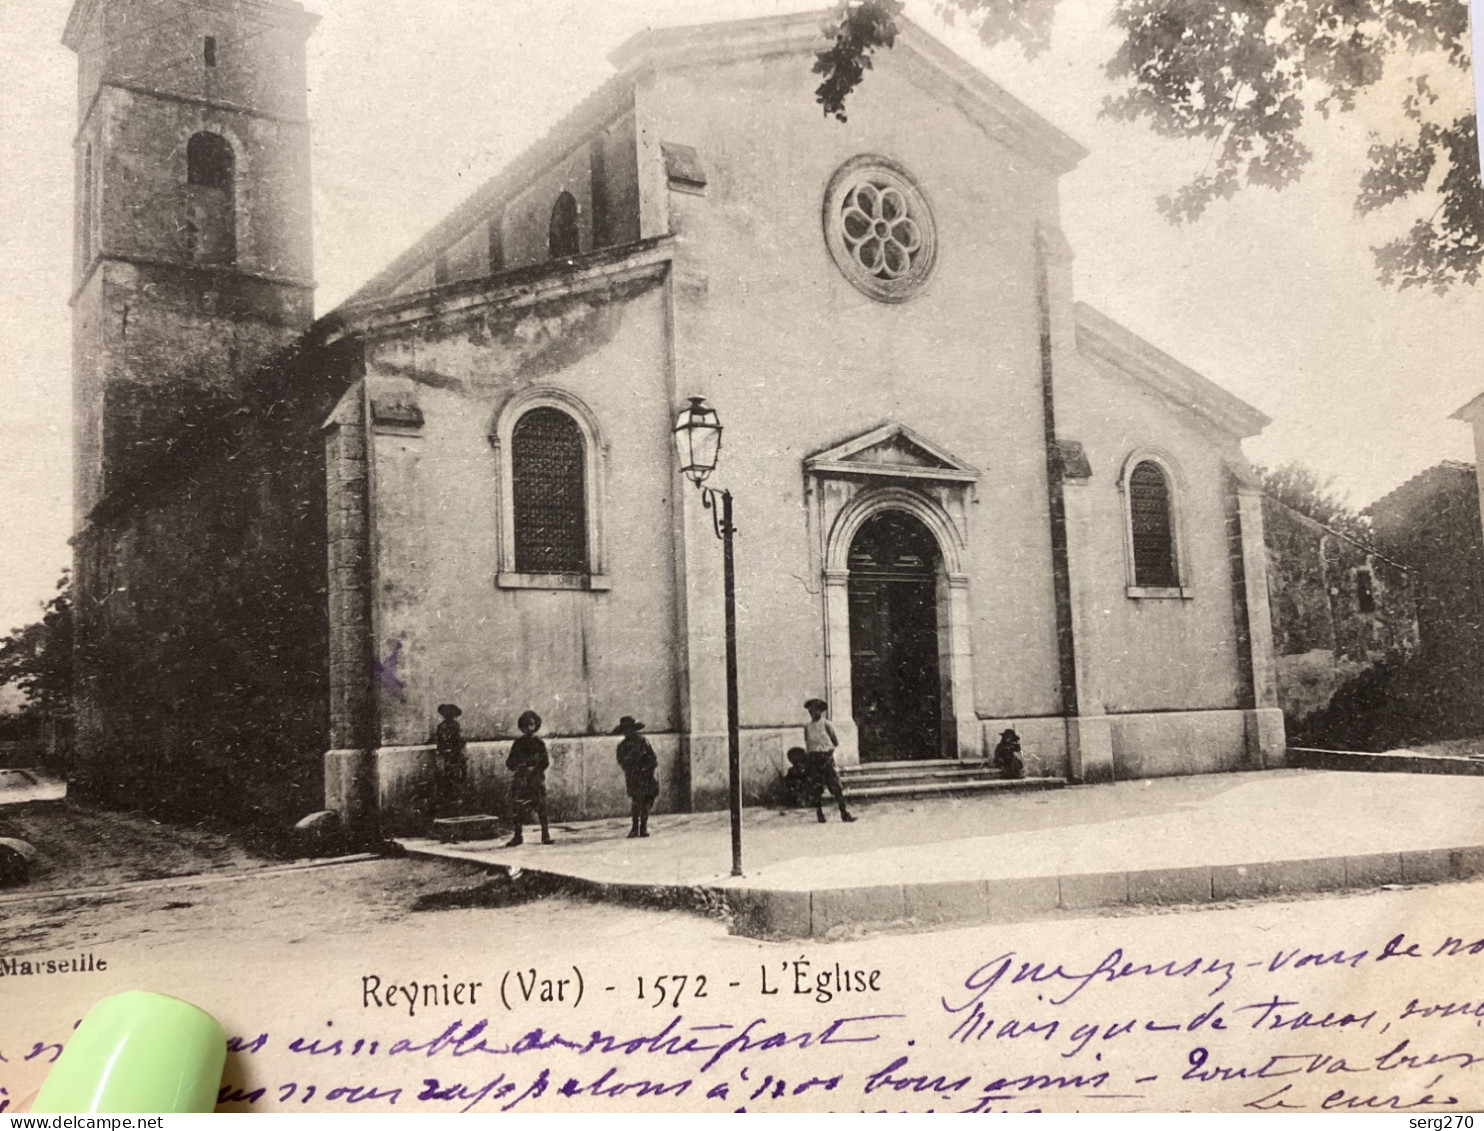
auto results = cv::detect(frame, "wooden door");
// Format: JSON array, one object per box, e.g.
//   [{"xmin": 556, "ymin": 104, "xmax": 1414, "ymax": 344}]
[{"xmin": 847, "ymin": 510, "xmax": 942, "ymax": 762}]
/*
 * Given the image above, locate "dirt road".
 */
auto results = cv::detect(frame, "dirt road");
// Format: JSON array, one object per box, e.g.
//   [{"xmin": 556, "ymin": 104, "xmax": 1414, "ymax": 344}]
[{"xmin": 2, "ymin": 857, "xmax": 1482, "ymax": 1114}]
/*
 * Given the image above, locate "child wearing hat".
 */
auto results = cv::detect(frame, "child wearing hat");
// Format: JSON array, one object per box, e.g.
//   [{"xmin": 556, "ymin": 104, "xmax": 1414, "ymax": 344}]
[
  {"xmin": 993, "ymin": 728, "xmax": 1025, "ymax": 780},
  {"xmin": 614, "ymin": 716, "xmax": 659, "ymax": 838},
  {"xmin": 784, "ymin": 746, "xmax": 822, "ymax": 811},
  {"xmin": 506, "ymin": 709, "xmax": 552, "ymax": 846},
  {"xmin": 803, "ymin": 698, "xmax": 856, "ymax": 823},
  {"xmin": 433, "ymin": 703, "xmax": 467, "ymax": 817}
]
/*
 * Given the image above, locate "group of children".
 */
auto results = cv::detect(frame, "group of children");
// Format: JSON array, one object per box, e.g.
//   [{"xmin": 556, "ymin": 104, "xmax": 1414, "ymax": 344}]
[
  {"xmin": 433, "ymin": 704, "xmax": 658, "ymax": 846},
  {"xmin": 437, "ymin": 699, "xmax": 1028, "ymax": 842}
]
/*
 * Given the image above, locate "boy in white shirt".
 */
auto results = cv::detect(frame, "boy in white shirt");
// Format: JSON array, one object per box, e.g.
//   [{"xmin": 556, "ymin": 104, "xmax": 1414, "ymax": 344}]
[{"xmin": 803, "ymin": 698, "xmax": 856, "ymax": 823}]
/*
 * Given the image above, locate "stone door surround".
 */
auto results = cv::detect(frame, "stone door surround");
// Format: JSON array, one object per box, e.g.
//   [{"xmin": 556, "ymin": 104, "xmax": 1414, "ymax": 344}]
[{"xmin": 805, "ymin": 423, "xmax": 981, "ymax": 764}]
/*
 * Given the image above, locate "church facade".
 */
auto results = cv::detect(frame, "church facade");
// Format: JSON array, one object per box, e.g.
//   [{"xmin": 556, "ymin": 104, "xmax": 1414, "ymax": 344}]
[{"xmin": 64, "ymin": 0, "xmax": 1285, "ymax": 834}]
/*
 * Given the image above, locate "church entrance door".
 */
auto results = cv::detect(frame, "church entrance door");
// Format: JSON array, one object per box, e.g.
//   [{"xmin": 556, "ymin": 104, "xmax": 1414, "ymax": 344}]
[{"xmin": 847, "ymin": 509, "xmax": 943, "ymax": 762}]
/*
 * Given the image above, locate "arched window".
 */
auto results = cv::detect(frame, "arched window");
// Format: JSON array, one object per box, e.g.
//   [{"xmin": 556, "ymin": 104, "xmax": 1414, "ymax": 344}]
[
  {"xmin": 493, "ymin": 390, "xmax": 609, "ymax": 590},
  {"xmin": 185, "ymin": 131, "xmax": 235, "ymax": 264},
  {"xmin": 1127, "ymin": 460, "xmax": 1179, "ymax": 589},
  {"xmin": 547, "ymin": 191, "xmax": 580, "ymax": 258},
  {"xmin": 511, "ymin": 407, "xmax": 587, "ymax": 574},
  {"xmin": 188, "ymin": 132, "xmax": 233, "ymax": 189}
]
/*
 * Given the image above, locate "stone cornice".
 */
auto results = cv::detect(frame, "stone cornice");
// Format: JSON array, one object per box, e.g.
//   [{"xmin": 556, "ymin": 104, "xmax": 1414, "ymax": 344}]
[
  {"xmin": 325, "ymin": 237, "xmax": 673, "ymax": 342},
  {"xmin": 1074, "ymin": 302, "xmax": 1271, "ymax": 440}
]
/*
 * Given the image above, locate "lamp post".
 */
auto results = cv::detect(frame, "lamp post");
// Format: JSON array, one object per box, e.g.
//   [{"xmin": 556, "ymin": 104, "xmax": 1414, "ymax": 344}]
[{"xmin": 673, "ymin": 396, "xmax": 743, "ymax": 878}]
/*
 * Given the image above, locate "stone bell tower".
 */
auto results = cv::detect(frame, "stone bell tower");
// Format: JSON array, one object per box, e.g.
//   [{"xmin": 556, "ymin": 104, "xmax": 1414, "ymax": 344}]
[
  {"xmin": 64, "ymin": 0, "xmax": 318, "ymax": 518},
  {"xmin": 63, "ymin": 0, "xmax": 318, "ymax": 794}
]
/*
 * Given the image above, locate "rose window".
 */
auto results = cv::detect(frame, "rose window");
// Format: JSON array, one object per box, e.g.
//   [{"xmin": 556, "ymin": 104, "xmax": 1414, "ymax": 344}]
[
  {"xmin": 841, "ymin": 183, "xmax": 922, "ymax": 279},
  {"xmin": 823, "ymin": 156, "xmax": 937, "ymax": 302}
]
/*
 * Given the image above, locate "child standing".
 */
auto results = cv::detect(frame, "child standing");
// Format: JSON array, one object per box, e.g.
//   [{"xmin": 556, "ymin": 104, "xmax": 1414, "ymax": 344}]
[
  {"xmin": 803, "ymin": 698, "xmax": 856, "ymax": 823},
  {"xmin": 614, "ymin": 716, "xmax": 659, "ymax": 838},
  {"xmin": 433, "ymin": 703, "xmax": 467, "ymax": 817},
  {"xmin": 506, "ymin": 710, "xmax": 552, "ymax": 846}
]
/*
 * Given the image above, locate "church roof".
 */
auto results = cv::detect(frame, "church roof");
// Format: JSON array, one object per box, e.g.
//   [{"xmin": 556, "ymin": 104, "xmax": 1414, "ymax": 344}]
[
  {"xmin": 1450, "ymin": 390, "xmax": 1484, "ymax": 424},
  {"xmin": 1366, "ymin": 460, "xmax": 1477, "ymax": 517},
  {"xmin": 1074, "ymin": 303, "xmax": 1271, "ymax": 440},
  {"xmin": 342, "ymin": 7, "xmax": 1087, "ymax": 307}
]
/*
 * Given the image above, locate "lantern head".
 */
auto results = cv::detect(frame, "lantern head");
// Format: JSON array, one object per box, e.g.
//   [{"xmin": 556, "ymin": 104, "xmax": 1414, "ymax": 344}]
[{"xmin": 674, "ymin": 396, "xmax": 723, "ymax": 486}]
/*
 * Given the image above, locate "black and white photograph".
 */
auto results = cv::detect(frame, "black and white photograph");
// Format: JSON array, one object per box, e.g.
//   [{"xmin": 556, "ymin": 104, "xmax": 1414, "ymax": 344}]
[{"xmin": 2, "ymin": 0, "xmax": 1484, "ymax": 1113}]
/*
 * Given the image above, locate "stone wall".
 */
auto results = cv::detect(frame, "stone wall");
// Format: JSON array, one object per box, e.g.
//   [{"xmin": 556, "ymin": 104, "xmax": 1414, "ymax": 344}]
[
  {"xmin": 1263, "ymin": 497, "xmax": 1418, "ymax": 728},
  {"xmin": 71, "ymin": 337, "xmax": 357, "ymax": 824},
  {"xmin": 1369, "ymin": 462, "xmax": 1484, "ymax": 672}
]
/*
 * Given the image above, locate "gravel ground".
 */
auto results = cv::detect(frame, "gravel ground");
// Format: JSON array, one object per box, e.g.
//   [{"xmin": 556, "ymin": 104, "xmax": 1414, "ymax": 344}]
[
  {"xmin": 0, "ymin": 855, "xmax": 508, "ymax": 951},
  {"xmin": 0, "ymin": 802, "xmax": 274, "ymax": 892}
]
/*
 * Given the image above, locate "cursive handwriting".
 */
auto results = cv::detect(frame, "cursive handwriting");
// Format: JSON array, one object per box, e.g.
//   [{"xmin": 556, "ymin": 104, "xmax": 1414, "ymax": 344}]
[{"xmin": 944, "ymin": 948, "xmax": 1239, "ymax": 1014}]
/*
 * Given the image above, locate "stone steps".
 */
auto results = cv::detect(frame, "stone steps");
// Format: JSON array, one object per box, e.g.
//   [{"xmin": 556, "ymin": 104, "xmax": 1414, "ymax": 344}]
[{"xmin": 839, "ymin": 760, "xmax": 1064, "ymax": 801}]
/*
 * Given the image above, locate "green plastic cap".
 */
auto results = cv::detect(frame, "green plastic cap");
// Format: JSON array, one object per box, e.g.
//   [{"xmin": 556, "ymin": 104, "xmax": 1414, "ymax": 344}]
[{"xmin": 32, "ymin": 991, "xmax": 226, "ymax": 1113}]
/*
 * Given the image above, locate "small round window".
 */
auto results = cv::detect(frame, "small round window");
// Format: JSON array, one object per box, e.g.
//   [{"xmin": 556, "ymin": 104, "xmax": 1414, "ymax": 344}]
[{"xmin": 823, "ymin": 156, "xmax": 937, "ymax": 302}]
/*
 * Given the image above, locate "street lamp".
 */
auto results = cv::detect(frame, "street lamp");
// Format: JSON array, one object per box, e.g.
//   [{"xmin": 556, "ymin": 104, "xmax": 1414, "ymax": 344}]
[{"xmin": 673, "ymin": 396, "xmax": 743, "ymax": 877}]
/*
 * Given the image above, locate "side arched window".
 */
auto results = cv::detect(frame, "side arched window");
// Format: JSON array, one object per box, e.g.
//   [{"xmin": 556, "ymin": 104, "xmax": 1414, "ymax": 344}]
[
  {"xmin": 1128, "ymin": 460, "xmax": 1179, "ymax": 589},
  {"xmin": 548, "ymin": 191, "xmax": 580, "ymax": 258},
  {"xmin": 185, "ymin": 132, "xmax": 235, "ymax": 264},
  {"xmin": 511, "ymin": 407, "xmax": 587, "ymax": 574}
]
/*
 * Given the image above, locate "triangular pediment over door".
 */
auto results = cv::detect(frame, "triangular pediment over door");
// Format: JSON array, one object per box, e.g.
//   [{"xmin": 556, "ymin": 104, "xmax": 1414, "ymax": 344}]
[{"xmin": 805, "ymin": 422, "xmax": 980, "ymax": 483}]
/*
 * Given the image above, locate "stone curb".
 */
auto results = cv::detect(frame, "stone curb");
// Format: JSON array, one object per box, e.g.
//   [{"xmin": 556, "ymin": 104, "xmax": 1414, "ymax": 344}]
[
  {"xmin": 399, "ymin": 842, "xmax": 1484, "ymax": 941},
  {"xmin": 1290, "ymin": 747, "xmax": 1484, "ymax": 777}
]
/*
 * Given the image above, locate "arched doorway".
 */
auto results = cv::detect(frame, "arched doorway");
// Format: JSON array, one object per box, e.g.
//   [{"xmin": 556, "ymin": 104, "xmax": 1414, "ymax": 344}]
[{"xmin": 847, "ymin": 509, "xmax": 943, "ymax": 762}]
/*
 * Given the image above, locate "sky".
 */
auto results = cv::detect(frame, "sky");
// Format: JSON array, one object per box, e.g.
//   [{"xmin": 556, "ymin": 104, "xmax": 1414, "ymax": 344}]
[{"xmin": 0, "ymin": 0, "xmax": 1482, "ymax": 635}]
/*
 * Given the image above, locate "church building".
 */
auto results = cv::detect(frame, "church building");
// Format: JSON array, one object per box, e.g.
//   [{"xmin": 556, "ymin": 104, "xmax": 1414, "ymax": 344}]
[{"xmin": 64, "ymin": 0, "xmax": 1285, "ymax": 834}]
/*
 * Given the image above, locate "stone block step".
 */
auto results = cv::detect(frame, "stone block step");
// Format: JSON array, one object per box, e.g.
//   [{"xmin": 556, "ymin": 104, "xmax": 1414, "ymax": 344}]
[
  {"xmin": 432, "ymin": 814, "xmax": 504, "ymax": 842},
  {"xmin": 842, "ymin": 767, "xmax": 1003, "ymax": 787},
  {"xmin": 840, "ymin": 759, "xmax": 986, "ymax": 777},
  {"xmin": 845, "ymin": 777, "xmax": 1065, "ymax": 802}
]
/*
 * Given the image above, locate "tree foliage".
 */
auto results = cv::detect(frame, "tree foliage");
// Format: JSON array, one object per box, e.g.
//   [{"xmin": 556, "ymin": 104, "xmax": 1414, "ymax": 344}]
[
  {"xmin": 0, "ymin": 572, "xmax": 73, "ymax": 721},
  {"xmin": 1256, "ymin": 460, "xmax": 1369, "ymax": 539},
  {"xmin": 815, "ymin": 0, "xmax": 907, "ymax": 122},
  {"xmin": 814, "ymin": 0, "xmax": 1482, "ymax": 291}
]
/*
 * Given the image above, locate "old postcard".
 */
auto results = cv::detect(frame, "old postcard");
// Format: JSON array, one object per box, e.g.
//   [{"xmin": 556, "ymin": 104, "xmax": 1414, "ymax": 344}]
[{"xmin": 2, "ymin": 0, "xmax": 1483, "ymax": 1114}]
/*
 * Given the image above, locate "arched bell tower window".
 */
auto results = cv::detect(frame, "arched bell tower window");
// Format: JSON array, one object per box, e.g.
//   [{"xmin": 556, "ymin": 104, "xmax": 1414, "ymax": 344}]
[
  {"xmin": 188, "ymin": 132, "xmax": 233, "ymax": 189},
  {"xmin": 1119, "ymin": 452, "xmax": 1190, "ymax": 598},
  {"xmin": 185, "ymin": 131, "xmax": 236, "ymax": 265},
  {"xmin": 548, "ymin": 191, "xmax": 580, "ymax": 258}
]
